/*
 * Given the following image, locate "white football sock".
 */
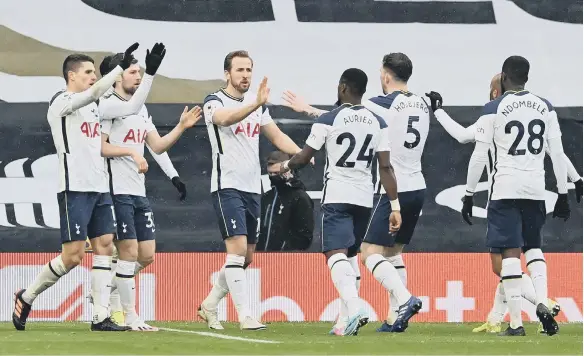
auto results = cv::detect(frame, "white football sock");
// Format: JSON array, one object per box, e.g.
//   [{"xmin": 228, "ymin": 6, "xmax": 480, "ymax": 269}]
[
  {"xmin": 348, "ymin": 256, "xmax": 361, "ymax": 292},
  {"xmin": 110, "ymin": 258, "xmax": 118, "ymax": 293},
  {"xmin": 328, "ymin": 253, "xmax": 362, "ymax": 317},
  {"xmin": 501, "ymin": 258, "xmax": 523, "ymax": 329},
  {"xmin": 115, "ymin": 260, "xmax": 138, "ymax": 324},
  {"xmin": 92, "ymin": 255, "xmax": 113, "ymax": 323},
  {"xmin": 23, "ymin": 255, "xmax": 70, "ymax": 304},
  {"xmin": 520, "ymin": 273, "xmax": 537, "ymax": 305},
  {"xmin": 487, "ymin": 281, "xmax": 506, "ymax": 324},
  {"xmin": 524, "ymin": 249, "xmax": 548, "ymax": 305},
  {"xmin": 366, "ymin": 254, "xmax": 411, "ymax": 306},
  {"xmin": 335, "ymin": 256, "xmax": 361, "ymax": 326},
  {"xmin": 224, "ymin": 254, "xmax": 251, "ymax": 322},
  {"xmin": 386, "ymin": 255, "xmax": 407, "ymax": 323},
  {"xmin": 202, "ymin": 267, "xmax": 229, "ymax": 310},
  {"xmin": 109, "ymin": 289, "xmax": 122, "ymax": 313}
]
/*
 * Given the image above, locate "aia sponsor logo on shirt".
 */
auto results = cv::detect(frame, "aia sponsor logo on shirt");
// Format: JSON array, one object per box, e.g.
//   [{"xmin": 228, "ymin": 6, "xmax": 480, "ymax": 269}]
[
  {"xmin": 234, "ymin": 122, "xmax": 260, "ymax": 138},
  {"xmin": 123, "ymin": 129, "xmax": 148, "ymax": 144},
  {"xmin": 80, "ymin": 122, "xmax": 100, "ymax": 138}
]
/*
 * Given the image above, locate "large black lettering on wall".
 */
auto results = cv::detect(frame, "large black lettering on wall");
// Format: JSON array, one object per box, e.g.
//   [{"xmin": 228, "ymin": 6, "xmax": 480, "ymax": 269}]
[
  {"xmin": 294, "ymin": 0, "xmax": 496, "ymax": 24},
  {"xmin": 509, "ymin": 0, "xmax": 582, "ymax": 24},
  {"xmin": 82, "ymin": 0, "xmax": 579, "ymax": 24},
  {"xmin": 81, "ymin": 0, "xmax": 275, "ymax": 22}
]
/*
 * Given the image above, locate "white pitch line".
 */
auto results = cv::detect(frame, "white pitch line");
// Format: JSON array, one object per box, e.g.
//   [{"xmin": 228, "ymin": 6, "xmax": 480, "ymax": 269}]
[{"xmin": 159, "ymin": 327, "xmax": 281, "ymax": 344}]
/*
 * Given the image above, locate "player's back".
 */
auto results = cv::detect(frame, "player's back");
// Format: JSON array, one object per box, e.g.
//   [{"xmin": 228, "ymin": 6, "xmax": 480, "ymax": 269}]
[
  {"xmin": 47, "ymin": 90, "xmax": 108, "ymax": 193},
  {"xmin": 364, "ymin": 91, "xmax": 430, "ymax": 193},
  {"xmin": 480, "ymin": 91, "xmax": 558, "ymax": 200},
  {"xmin": 310, "ymin": 103, "xmax": 387, "ymax": 208},
  {"xmin": 203, "ymin": 89, "xmax": 271, "ymax": 195}
]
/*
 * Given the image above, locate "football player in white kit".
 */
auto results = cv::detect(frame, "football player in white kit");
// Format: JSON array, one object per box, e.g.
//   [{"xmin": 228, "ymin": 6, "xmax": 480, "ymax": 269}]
[
  {"xmin": 271, "ymin": 68, "xmax": 421, "ymax": 336},
  {"xmin": 98, "ymin": 43, "xmax": 202, "ymax": 331},
  {"xmin": 360, "ymin": 53, "xmax": 428, "ymax": 332},
  {"xmin": 426, "ymin": 74, "xmax": 579, "ymax": 334},
  {"xmin": 463, "ymin": 56, "xmax": 571, "ymax": 336},
  {"xmin": 198, "ymin": 51, "xmax": 306, "ymax": 331},
  {"xmin": 12, "ymin": 44, "xmax": 146, "ymax": 332},
  {"xmin": 280, "ymin": 53, "xmax": 426, "ymax": 333}
]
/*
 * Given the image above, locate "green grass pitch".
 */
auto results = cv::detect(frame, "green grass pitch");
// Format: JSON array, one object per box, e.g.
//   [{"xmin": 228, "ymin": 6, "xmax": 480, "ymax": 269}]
[{"xmin": 0, "ymin": 322, "xmax": 581, "ymax": 355}]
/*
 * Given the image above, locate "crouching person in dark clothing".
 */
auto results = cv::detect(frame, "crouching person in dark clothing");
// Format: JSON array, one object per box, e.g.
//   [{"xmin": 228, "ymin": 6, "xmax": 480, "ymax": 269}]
[{"xmin": 258, "ymin": 151, "xmax": 314, "ymax": 251}]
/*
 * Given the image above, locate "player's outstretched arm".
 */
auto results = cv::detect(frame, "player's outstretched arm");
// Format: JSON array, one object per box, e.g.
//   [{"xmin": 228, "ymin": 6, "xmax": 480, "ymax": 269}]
[
  {"xmin": 282, "ymin": 90, "xmax": 327, "ymax": 118},
  {"xmin": 146, "ymin": 144, "xmax": 179, "ymax": 178},
  {"xmin": 100, "ymin": 133, "xmax": 148, "ymax": 173},
  {"xmin": 377, "ymin": 150, "xmax": 402, "ymax": 232},
  {"xmin": 100, "ymin": 43, "xmax": 166, "ymax": 120},
  {"xmin": 53, "ymin": 43, "xmax": 140, "ymax": 117},
  {"xmin": 434, "ymin": 109, "xmax": 476, "ymax": 144},
  {"xmin": 262, "ymin": 122, "xmax": 303, "ymax": 155},
  {"xmin": 145, "ymin": 144, "xmax": 186, "ymax": 201},
  {"xmin": 145, "ymin": 106, "xmax": 202, "ymax": 154},
  {"xmin": 462, "ymin": 141, "xmax": 490, "ymax": 225},
  {"xmin": 546, "ymin": 109, "xmax": 571, "ymax": 220},
  {"xmin": 563, "ymin": 153, "xmax": 582, "ymax": 183},
  {"xmin": 269, "ymin": 145, "xmax": 316, "ymax": 175},
  {"xmin": 213, "ymin": 77, "xmax": 270, "ymax": 126},
  {"xmin": 99, "ymin": 74, "xmax": 154, "ymax": 120},
  {"xmin": 425, "ymin": 91, "xmax": 475, "ymax": 144}
]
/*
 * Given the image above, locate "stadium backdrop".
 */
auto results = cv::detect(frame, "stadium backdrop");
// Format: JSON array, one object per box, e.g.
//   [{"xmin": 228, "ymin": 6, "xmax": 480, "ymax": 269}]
[{"xmin": 0, "ymin": 0, "xmax": 581, "ymax": 323}]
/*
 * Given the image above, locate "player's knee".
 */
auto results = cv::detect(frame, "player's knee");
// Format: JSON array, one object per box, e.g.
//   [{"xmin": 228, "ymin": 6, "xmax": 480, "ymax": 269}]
[
  {"xmin": 491, "ymin": 263, "xmax": 502, "ymax": 277},
  {"xmin": 117, "ymin": 241, "xmax": 139, "ymax": 261},
  {"xmin": 62, "ymin": 251, "xmax": 84, "ymax": 269},
  {"xmin": 139, "ymin": 255, "xmax": 154, "ymax": 268},
  {"xmin": 91, "ymin": 234, "xmax": 115, "ymax": 255},
  {"xmin": 224, "ymin": 235, "xmax": 247, "ymax": 256}
]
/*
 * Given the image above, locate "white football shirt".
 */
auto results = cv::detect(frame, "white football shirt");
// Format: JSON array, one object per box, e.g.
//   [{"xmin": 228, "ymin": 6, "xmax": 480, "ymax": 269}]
[
  {"xmin": 48, "ymin": 91, "xmax": 109, "ymax": 193},
  {"xmin": 203, "ymin": 89, "xmax": 273, "ymax": 194},
  {"xmin": 306, "ymin": 103, "xmax": 389, "ymax": 208},
  {"xmin": 474, "ymin": 90, "xmax": 562, "ymax": 200},
  {"xmin": 100, "ymin": 91, "xmax": 156, "ymax": 197},
  {"xmin": 364, "ymin": 91, "xmax": 430, "ymax": 194}
]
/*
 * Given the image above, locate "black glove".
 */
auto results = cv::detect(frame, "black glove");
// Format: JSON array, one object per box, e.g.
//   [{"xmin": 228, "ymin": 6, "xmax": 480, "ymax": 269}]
[
  {"xmin": 171, "ymin": 176, "xmax": 187, "ymax": 201},
  {"xmin": 120, "ymin": 42, "xmax": 140, "ymax": 70},
  {"xmin": 574, "ymin": 179, "xmax": 582, "ymax": 203},
  {"xmin": 553, "ymin": 193, "xmax": 571, "ymax": 221},
  {"xmin": 145, "ymin": 42, "xmax": 166, "ymax": 76},
  {"xmin": 461, "ymin": 195, "xmax": 474, "ymax": 225},
  {"xmin": 425, "ymin": 91, "xmax": 443, "ymax": 112}
]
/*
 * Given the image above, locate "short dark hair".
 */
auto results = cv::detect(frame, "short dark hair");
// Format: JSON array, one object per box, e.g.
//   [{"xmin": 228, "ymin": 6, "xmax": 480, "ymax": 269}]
[
  {"xmin": 62, "ymin": 54, "xmax": 94, "ymax": 83},
  {"xmin": 99, "ymin": 53, "xmax": 138, "ymax": 77},
  {"xmin": 340, "ymin": 68, "xmax": 368, "ymax": 97},
  {"xmin": 382, "ymin": 53, "xmax": 413, "ymax": 83},
  {"xmin": 502, "ymin": 56, "xmax": 529, "ymax": 85},
  {"xmin": 224, "ymin": 50, "xmax": 253, "ymax": 71}
]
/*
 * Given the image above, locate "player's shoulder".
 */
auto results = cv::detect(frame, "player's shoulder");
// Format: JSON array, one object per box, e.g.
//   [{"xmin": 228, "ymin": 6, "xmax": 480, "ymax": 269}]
[
  {"xmin": 481, "ymin": 92, "xmax": 510, "ymax": 115},
  {"xmin": 48, "ymin": 90, "xmax": 67, "ymax": 107},
  {"xmin": 528, "ymin": 92, "xmax": 554, "ymax": 112},
  {"xmin": 204, "ymin": 90, "xmax": 226, "ymax": 105},
  {"xmin": 367, "ymin": 90, "xmax": 402, "ymax": 110},
  {"xmin": 363, "ymin": 107, "xmax": 387, "ymax": 129},
  {"xmin": 314, "ymin": 104, "xmax": 347, "ymax": 126}
]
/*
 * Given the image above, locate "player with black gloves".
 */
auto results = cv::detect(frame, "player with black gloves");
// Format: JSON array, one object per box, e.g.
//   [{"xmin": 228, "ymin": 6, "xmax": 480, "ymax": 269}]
[
  {"xmin": 97, "ymin": 43, "xmax": 202, "ymax": 331},
  {"xmin": 426, "ymin": 59, "xmax": 576, "ymax": 336}
]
